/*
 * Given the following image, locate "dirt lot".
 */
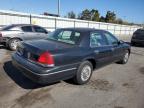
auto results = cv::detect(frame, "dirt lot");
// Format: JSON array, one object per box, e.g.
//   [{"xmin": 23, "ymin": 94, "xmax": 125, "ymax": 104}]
[{"xmin": 0, "ymin": 38, "xmax": 144, "ymax": 108}]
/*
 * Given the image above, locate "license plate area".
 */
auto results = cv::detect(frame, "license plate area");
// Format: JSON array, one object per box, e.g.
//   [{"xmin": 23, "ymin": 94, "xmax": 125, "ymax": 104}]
[{"xmin": 17, "ymin": 47, "xmax": 30, "ymax": 59}]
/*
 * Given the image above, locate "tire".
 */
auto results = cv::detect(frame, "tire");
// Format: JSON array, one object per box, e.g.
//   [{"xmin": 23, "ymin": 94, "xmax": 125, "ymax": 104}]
[
  {"xmin": 8, "ymin": 38, "xmax": 21, "ymax": 51},
  {"xmin": 118, "ymin": 50, "xmax": 130, "ymax": 64},
  {"xmin": 73, "ymin": 61, "xmax": 93, "ymax": 85},
  {"xmin": 131, "ymin": 42, "xmax": 135, "ymax": 46}
]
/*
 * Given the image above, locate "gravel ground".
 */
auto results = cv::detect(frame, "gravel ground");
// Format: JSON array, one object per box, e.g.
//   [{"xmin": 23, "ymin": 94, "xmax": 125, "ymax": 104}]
[{"xmin": 0, "ymin": 37, "xmax": 144, "ymax": 108}]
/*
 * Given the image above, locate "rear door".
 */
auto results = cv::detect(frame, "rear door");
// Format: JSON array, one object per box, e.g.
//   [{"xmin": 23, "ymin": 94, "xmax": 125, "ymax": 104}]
[
  {"xmin": 32, "ymin": 26, "xmax": 48, "ymax": 39},
  {"xmin": 90, "ymin": 31, "xmax": 114, "ymax": 68},
  {"xmin": 20, "ymin": 26, "xmax": 35, "ymax": 40},
  {"xmin": 103, "ymin": 31, "xmax": 124, "ymax": 62}
]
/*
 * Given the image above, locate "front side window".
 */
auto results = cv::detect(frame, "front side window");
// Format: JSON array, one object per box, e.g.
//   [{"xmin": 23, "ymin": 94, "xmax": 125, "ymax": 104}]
[
  {"xmin": 104, "ymin": 32, "xmax": 118, "ymax": 46},
  {"xmin": 33, "ymin": 26, "xmax": 47, "ymax": 33},
  {"xmin": 21, "ymin": 26, "xmax": 33, "ymax": 32},
  {"xmin": 47, "ymin": 29, "xmax": 81, "ymax": 45},
  {"xmin": 90, "ymin": 32, "xmax": 108, "ymax": 47}
]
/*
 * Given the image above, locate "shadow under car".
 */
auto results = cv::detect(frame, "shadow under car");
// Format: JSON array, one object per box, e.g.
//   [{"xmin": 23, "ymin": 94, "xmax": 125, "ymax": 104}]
[{"xmin": 3, "ymin": 61, "xmax": 60, "ymax": 89}]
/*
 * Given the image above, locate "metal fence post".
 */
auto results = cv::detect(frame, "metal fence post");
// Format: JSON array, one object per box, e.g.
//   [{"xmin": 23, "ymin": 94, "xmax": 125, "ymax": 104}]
[
  {"xmin": 114, "ymin": 25, "xmax": 116, "ymax": 35},
  {"xmin": 129, "ymin": 26, "xmax": 131, "ymax": 35},
  {"xmin": 107, "ymin": 24, "xmax": 109, "ymax": 30},
  {"xmin": 30, "ymin": 14, "xmax": 32, "ymax": 24},
  {"xmin": 125, "ymin": 26, "xmax": 127, "ymax": 35},
  {"xmin": 88, "ymin": 21, "xmax": 89, "ymax": 28},
  {"xmin": 74, "ymin": 21, "xmax": 75, "ymax": 28},
  {"xmin": 120, "ymin": 24, "xmax": 122, "ymax": 36},
  {"xmin": 99, "ymin": 23, "xmax": 100, "ymax": 29},
  {"xmin": 55, "ymin": 18, "xmax": 57, "ymax": 30}
]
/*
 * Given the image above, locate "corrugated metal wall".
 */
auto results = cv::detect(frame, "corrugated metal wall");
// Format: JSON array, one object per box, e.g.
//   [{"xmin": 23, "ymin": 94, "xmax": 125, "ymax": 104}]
[{"xmin": 0, "ymin": 10, "xmax": 141, "ymax": 35}]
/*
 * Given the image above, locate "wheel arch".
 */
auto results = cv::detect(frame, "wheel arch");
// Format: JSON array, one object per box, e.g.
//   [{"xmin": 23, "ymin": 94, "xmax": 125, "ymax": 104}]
[
  {"xmin": 82, "ymin": 57, "xmax": 96, "ymax": 70},
  {"xmin": 128, "ymin": 48, "xmax": 131, "ymax": 54},
  {"xmin": 6, "ymin": 37, "xmax": 23, "ymax": 45}
]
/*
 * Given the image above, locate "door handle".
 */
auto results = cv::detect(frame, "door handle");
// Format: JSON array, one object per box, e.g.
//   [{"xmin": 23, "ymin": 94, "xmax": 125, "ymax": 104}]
[
  {"xmin": 19, "ymin": 33, "xmax": 24, "ymax": 34},
  {"xmin": 94, "ymin": 50, "xmax": 99, "ymax": 54},
  {"xmin": 111, "ymin": 48, "xmax": 115, "ymax": 51}
]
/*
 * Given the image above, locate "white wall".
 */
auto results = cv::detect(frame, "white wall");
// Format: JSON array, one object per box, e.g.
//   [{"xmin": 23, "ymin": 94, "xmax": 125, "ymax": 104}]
[{"xmin": 0, "ymin": 10, "xmax": 141, "ymax": 35}]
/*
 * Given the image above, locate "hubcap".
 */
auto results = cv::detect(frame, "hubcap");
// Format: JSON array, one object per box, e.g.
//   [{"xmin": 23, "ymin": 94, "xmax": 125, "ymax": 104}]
[
  {"xmin": 81, "ymin": 65, "xmax": 91, "ymax": 82},
  {"xmin": 10, "ymin": 40, "xmax": 20, "ymax": 50},
  {"xmin": 124, "ymin": 52, "xmax": 129, "ymax": 63}
]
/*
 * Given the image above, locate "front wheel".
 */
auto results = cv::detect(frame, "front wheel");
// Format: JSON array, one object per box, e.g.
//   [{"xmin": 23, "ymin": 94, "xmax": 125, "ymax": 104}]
[
  {"xmin": 118, "ymin": 50, "xmax": 130, "ymax": 64},
  {"xmin": 73, "ymin": 61, "xmax": 93, "ymax": 85},
  {"xmin": 8, "ymin": 39, "xmax": 21, "ymax": 51}
]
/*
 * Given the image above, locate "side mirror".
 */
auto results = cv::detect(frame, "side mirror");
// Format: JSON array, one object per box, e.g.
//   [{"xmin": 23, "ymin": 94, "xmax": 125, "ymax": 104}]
[
  {"xmin": 118, "ymin": 40, "xmax": 124, "ymax": 45},
  {"xmin": 45, "ymin": 31, "xmax": 48, "ymax": 34}
]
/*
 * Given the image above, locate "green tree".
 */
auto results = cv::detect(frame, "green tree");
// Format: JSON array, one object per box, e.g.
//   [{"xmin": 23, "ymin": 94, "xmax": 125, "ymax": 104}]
[
  {"xmin": 99, "ymin": 16, "xmax": 105, "ymax": 22},
  {"xmin": 90, "ymin": 9, "xmax": 100, "ymax": 21},
  {"xmin": 105, "ymin": 11, "xmax": 116, "ymax": 23},
  {"xmin": 67, "ymin": 11, "xmax": 76, "ymax": 19},
  {"xmin": 79, "ymin": 9, "xmax": 91, "ymax": 20},
  {"xmin": 115, "ymin": 18, "xmax": 123, "ymax": 24}
]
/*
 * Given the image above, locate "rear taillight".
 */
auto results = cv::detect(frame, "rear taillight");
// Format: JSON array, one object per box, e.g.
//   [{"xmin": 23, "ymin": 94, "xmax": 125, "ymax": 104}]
[{"xmin": 38, "ymin": 52, "xmax": 54, "ymax": 67}]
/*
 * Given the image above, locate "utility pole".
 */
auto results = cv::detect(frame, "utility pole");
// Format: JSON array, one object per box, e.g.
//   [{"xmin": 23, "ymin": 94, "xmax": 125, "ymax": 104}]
[{"xmin": 58, "ymin": 0, "xmax": 60, "ymax": 17}]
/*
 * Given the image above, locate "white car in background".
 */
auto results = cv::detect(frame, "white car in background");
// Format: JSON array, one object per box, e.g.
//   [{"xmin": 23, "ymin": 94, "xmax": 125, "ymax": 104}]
[{"xmin": 0, "ymin": 24, "xmax": 49, "ymax": 50}]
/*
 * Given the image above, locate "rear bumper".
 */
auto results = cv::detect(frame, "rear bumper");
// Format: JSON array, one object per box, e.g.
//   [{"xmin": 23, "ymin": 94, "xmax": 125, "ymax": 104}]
[
  {"xmin": 0, "ymin": 37, "xmax": 9, "ymax": 44},
  {"xmin": 12, "ymin": 53, "xmax": 78, "ymax": 84}
]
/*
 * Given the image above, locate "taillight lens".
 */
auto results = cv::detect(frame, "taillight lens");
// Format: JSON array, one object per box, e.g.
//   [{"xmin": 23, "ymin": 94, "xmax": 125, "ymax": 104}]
[{"xmin": 38, "ymin": 52, "xmax": 54, "ymax": 67}]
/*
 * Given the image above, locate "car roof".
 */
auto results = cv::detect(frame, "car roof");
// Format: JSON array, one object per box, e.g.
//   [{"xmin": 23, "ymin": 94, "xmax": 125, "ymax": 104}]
[
  {"xmin": 1, "ymin": 24, "xmax": 42, "ymax": 30},
  {"xmin": 58, "ymin": 27, "xmax": 107, "ymax": 33},
  {"xmin": 9, "ymin": 24, "xmax": 38, "ymax": 27}
]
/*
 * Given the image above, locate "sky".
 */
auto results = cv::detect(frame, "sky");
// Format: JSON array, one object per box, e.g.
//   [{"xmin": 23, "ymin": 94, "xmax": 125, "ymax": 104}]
[{"xmin": 0, "ymin": 0, "xmax": 144, "ymax": 24}]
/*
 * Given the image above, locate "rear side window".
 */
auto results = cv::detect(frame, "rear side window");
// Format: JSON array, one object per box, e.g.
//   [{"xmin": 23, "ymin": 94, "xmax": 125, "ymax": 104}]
[
  {"xmin": 1, "ymin": 25, "xmax": 15, "ymax": 31},
  {"xmin": 47, "ymin": 29, "xmax": 81, "ymax": 45},
  {"xmin": 33, "ymin": 26, "xmax": 47, "ymax": 33},
  {"xmin": 90, "ymin": 32, "xmax": 108, "ymax": 47},
  {"xmin": 21, "ymin": 26, "xmax": 33, "ymax": 32},
  {"xmin": 135, "ymin": 29, "xmax": 144, "ymax": 34},
  {"xmin": 58, "ymin": 31, "xmax": 72, "ymax": 39}
]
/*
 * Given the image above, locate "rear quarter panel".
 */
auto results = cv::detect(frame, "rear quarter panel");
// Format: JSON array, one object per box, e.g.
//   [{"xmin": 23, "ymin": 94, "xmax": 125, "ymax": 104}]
[
  {"xmin": 51, "ymin": 47, "xmax": 93, "ymax": 68},
  {"xmin": 1, "ymin": 31, "xmax": 24, "ymax": 40}
]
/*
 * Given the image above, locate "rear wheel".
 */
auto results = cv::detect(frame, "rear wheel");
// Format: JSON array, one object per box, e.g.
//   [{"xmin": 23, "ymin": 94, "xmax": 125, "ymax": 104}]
[
  {"xmin": 73, "ymin": 61, "xmax": 93, "ymax": 85},
  {"xmin": 8, "ymin": 39, "xmax": 21, "ymax": 51}
]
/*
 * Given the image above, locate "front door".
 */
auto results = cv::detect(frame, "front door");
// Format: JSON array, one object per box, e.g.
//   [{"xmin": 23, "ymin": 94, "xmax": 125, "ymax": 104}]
[
  {"xmin": 20, "ymin": 25, "xmax": 35, "ymax": 40},
  {"xmin": 103, "ymin": 31, "xmax": 124, "ymax": 62},
  {"xmin": 90, "ymin": 31, "xmax": 113, "ymax": 68},
  {"xmin": 32, "ymin": 26, "xmax": 48, "ymax": 40}
]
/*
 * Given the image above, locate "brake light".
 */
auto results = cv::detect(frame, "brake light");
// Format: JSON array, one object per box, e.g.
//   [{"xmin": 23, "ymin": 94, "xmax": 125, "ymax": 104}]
[{"xmin": 38, "ymin": 52, "xmax": 54, "ymax": 67}]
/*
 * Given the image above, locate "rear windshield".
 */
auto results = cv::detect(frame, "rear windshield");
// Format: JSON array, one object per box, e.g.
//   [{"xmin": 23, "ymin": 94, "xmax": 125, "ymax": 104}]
[
  {"xmin": 1, "ymin": 25, "xmax": 15, "ymax": 31},
  {"xmin": 135, "ymin": 29, "xmax": 144, "ymax": 34},
  {"xmin": 46, "ymin": 29, "xmax": 81, "ymax": 45}
]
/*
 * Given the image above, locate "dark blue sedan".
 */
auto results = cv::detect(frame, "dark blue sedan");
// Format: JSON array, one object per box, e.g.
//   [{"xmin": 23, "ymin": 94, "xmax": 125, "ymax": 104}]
[{"xmin": 12, "ymin": 28, "xmax": 131, "ymax": 85}]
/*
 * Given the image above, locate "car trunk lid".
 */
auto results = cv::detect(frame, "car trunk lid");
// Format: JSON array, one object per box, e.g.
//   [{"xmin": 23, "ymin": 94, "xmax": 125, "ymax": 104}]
[{"xmin": 16, "ymin": 39, "xmax": 75, "ymax": 62}]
